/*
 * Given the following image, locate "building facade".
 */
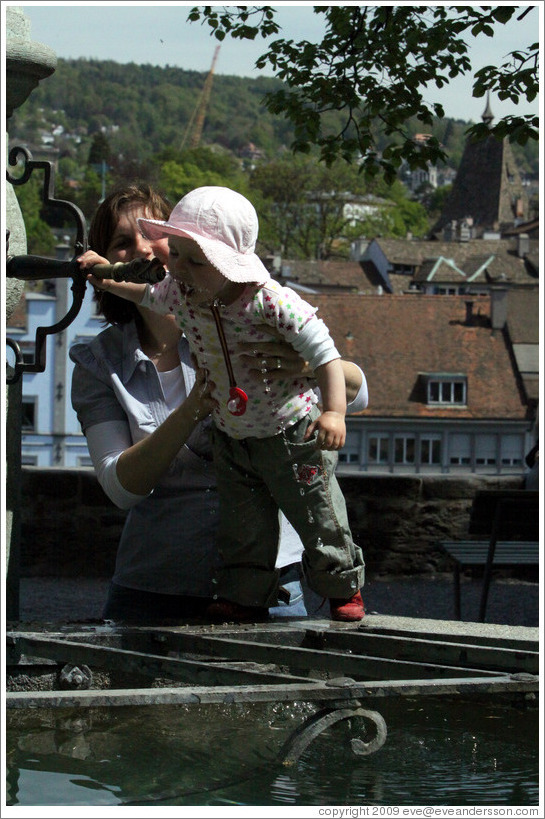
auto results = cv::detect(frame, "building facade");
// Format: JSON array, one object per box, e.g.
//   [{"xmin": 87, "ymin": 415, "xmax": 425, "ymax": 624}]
[
  {"xmin": 7, "ymin": 277, "xmax": 102, "ymax": 467},
  {"xmin": 7, "ymin": 283, "xmax": 536, "ymax": 479}
]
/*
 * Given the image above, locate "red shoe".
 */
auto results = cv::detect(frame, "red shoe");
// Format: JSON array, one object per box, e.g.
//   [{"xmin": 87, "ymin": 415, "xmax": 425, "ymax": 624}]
[
  {"xmin": 329, "ymin": 590, "xmax": 365, "ymax": 622},
  {"xmin": 205, "ymin": 599, "xmax": 269, "ymax": 623}
]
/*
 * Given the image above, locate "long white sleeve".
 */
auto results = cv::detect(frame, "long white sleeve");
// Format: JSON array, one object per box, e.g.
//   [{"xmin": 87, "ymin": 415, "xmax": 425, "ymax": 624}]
[
  {"xmin": 291, "ymin": 315, "xmax": 340, "ymax": 370},
  {"xmin": 85, "ymin": 421, "xmax": 151, "ymax": 510}
]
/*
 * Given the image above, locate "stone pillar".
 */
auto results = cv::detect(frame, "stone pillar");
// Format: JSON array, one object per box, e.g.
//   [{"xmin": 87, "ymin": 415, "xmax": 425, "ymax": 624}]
[{"xmin": 5, "ymin": 6, "xmax": 57, "ymax": 619}]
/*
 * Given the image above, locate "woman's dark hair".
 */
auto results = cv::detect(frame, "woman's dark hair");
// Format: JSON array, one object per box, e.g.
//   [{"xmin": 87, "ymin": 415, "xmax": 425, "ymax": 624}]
[{"xmin": 88, "ymin": 183, "xmax": 172, "ymax": 325}]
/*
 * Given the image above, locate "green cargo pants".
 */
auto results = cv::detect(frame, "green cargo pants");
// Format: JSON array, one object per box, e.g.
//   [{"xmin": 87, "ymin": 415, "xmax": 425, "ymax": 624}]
[{"xmin": 211, "ymin": 407, "xmax": 365, "ymax": 607}]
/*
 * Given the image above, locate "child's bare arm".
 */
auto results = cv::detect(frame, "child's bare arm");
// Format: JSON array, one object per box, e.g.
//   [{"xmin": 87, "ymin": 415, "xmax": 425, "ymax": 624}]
[
  {"xmin": 304, "ymin": 358, "xmax": 347, "ymax": 450},
  {"xmin": 77, "ymin": 250, "xmax": 146, "ymax": 304}
]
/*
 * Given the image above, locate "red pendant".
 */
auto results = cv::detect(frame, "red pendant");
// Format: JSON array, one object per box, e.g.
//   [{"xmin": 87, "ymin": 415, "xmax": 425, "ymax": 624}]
[{"xmin": 227, "ymin": 386, "xmax": 248, "ymax": 416}]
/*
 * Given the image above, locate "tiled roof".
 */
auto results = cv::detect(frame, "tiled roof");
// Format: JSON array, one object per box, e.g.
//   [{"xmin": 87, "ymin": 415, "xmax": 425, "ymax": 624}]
[
  {"xmin": 505, "ymin": 289, "xmax": 539, "ymax": 344},
  {"xmin": 309, "ymin": 293, "xmax": 529, "ymax": 421},
  {"xmin": 279, "ymin": 259, "xmax": 365, "ymax": 290},
  {"xmin": 367, "ymin": 237, "xmax": 538, "ymax": 288}
]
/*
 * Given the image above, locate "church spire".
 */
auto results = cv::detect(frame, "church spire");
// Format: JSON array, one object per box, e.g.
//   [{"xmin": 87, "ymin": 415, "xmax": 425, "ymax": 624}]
[{"xmin": 482, "ymin": 91, "xmax": 494, "ymax": 126}]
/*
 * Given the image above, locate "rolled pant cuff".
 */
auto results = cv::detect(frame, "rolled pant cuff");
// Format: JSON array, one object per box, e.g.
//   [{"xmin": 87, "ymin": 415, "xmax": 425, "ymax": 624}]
[{"xmin": 305, "ymin": 568, "xmax": 365, "ymax": 600}]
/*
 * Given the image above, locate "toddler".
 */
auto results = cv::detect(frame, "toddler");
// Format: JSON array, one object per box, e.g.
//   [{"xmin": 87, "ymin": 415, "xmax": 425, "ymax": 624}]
[{"xmin": 89, "ymin": 186, "xmax": 365, "ymax": 622}]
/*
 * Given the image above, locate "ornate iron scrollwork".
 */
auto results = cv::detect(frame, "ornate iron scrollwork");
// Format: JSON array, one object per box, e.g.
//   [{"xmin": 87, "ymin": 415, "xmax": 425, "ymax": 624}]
[
  {"xmin": 279, "ymin": 705, "xmax": 388, "ymax": 764},
  {"xmin": 5, "ymin": 145, "xmax": 88, "ymax": 384}
]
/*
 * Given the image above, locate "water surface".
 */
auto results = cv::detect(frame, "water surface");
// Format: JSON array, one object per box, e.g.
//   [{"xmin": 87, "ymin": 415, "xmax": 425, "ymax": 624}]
[{"xmin": 6, "ymin": 697, "xmax": 538, "ymax": 807}]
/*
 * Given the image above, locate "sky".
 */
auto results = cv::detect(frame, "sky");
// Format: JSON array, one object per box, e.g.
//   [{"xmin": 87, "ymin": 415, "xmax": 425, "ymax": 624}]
[{"xmin": 12, "ymin": 1, "xmax": 542, "ymax": 125}]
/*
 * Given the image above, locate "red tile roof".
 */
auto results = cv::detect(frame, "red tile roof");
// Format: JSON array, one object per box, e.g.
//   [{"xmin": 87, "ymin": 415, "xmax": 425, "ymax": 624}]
[{"xmin": 309, "ymin": 293, "xmax": 528, "ymax": 421}]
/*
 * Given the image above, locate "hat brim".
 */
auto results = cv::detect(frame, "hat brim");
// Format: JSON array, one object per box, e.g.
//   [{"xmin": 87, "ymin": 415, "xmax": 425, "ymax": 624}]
[{"xmin": 138, "ymin": 217, "xmax": 269, "ymax": 284}]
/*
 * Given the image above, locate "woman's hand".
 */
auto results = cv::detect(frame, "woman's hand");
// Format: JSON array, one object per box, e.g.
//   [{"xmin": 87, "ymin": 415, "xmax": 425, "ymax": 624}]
[
  {"xmin": 235, "ymin": 339, "xmax": 312, "ymax": 381},
  {"xmin": 184, "ymin": 368, "xmax": 217, "ymax": 423},
  {"xmin": 116, "ymin": 367, "xmax": 216, "ymax": 496}
]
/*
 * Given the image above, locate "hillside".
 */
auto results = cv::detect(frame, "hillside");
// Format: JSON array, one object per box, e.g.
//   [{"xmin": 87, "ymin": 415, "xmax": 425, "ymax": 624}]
[{"xmin": 10, "ymin": 58, "xmax": 539, "ymax": 177}]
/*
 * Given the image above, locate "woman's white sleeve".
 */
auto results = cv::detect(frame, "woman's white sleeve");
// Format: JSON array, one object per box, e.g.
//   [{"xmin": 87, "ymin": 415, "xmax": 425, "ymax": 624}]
[
  {"xmin": 85, "ymin": 421, "xmax": 151, "ymax": 510},
  {"xmin": 347, "ymin": 364, "xmax": 369, "ymax": 412}
]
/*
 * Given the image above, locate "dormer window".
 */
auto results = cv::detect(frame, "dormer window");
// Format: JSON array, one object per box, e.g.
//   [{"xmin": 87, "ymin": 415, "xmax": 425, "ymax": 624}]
[
  {"xmin": 392, "ymin": 263, "xmax": 414, "ymax": 275},
  {"xmin": 423, "ymin": 373, "xmax": 467, "ymax": 405}
]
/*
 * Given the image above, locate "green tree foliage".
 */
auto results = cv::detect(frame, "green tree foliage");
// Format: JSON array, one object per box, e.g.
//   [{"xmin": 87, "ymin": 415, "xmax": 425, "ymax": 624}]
[
  {"xmin": 11, "ymin": 56, "xmax": 537, "ymax": 186},
  {"xmin": 11, "ymin": 58, "xmax": 291, "ymax": 165},
  {"xmin": 87, "ymin": 132, "xmax": 111, "ymax": 166},
  {"xmin": 249, "ymin": 156, "xmax": 429, "ymax": 258},
  {"xmin": 12, "ymin": 176, "xmax": 56, "ymax": 256},
  {"xmin": 155, "ymin": 146, "xmax": 249, "ymax": 201},
  {"xmin": 189, "ymin": 5, "xmax": 538, "ymax": 181},
  {"xmin": 9, "ymin": 45, "xmax": 537, "ymax": 255},
  {"xmin": 419, "ymin": 185, "xmax": 454, "ymax": 224}
]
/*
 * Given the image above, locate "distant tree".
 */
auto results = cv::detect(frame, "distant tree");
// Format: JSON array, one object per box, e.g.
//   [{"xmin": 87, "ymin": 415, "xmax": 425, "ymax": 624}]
[
  {"xmin": 158, "ymin": 160, "xmax": 229, "ymax": 201},
  {"xmin": 155, "ymin": 146, "xmax": 248, "ymax": 201},
  {"xmin": 60, "ymin": 167, "xmax": 105, "ymax": 224},
  {"xmin": 189, "ymin": 5, "xmax": 538, "ymax": 181},
  {"xmin": 13, "ymin": 177, "xmax": 56, "ymax": 256},
  {"xmin": 419, "ymin": 185, "xmax": 454, "ymax": 223},
  {"xmin": 156, "ymin": 146, "xmax": 243, "ymax": 179},
  {"xmin": 250, "ymin": 156, "xmax": 429, "ymax": 257},
  {"xmin": 87, "ymin": 132, "xmax": 111, "ymax": 167}
]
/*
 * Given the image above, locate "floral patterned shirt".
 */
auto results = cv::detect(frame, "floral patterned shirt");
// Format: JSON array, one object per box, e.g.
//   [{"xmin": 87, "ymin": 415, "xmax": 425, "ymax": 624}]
[{"xmin": 142, "ymin": 276, "xmax": 340, "ymax": 438}]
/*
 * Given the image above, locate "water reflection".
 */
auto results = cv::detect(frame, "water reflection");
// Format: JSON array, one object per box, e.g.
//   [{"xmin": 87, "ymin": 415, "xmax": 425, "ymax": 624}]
[{"xmin": 6, "ymin": 698, "xmax": 538, "ymax": 807}]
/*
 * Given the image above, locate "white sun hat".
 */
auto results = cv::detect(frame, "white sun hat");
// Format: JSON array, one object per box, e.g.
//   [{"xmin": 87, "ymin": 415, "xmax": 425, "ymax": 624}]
[{"xmin": 137, "ymin": 186, "xmax": 270, "ymax": 284}]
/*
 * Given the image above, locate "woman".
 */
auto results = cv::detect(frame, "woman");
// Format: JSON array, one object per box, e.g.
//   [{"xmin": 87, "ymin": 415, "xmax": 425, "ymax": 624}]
[{"xmin": 71, "ymin": 183, "xmax": 368, "ymax": 623}]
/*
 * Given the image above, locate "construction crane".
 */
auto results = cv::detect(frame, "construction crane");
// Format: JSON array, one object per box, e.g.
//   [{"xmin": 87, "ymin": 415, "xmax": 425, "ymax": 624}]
[{"xmin": 180, "ymin": 45, "xmax": 220, "ymax": 151}]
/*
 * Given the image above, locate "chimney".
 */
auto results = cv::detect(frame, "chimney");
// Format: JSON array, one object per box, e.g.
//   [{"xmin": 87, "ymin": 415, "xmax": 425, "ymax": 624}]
[
  {"xmin": 490, "ymin": 287, "xmax": 508, "ymax": 331},
  {"xmin": 464, "ymin": 300, "xmax": 474, "ymax": 325},
  {"xmin": 443, "ymin": 220, "xmax": 456, "ymax": 242},
  {"xmin": 517, "ymin": 233, "xmax": 530, "ymax": 258}
]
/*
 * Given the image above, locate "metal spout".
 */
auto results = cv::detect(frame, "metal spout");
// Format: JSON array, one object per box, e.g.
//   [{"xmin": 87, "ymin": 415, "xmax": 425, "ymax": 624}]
[{"xmin": 6, "ymin": 254, "xmax": 166, "ymax": 284}]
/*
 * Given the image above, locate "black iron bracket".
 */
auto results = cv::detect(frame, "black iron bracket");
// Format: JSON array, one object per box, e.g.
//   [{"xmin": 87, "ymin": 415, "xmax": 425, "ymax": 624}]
[{"xmin": 5, "ymin": 145, "xmax": 88, "ymax": 384}]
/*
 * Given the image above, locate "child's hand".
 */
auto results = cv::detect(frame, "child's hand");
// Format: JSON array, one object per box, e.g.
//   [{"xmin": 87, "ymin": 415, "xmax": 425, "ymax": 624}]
[
  {"xmin": 304, "ymin": 410, "xmax": 346, "ymax": 450},
  {"xmin": 77, "ymin": 250, "xmax": 147, "ymax": 301},
  {"xmin": 76, "ymin": 250, "xmax": 108, "ymax": 284}
]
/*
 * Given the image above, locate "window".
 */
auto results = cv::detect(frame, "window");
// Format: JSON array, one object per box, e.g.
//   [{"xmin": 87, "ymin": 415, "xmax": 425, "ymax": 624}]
[
  {"xmin": 500, "ymin": 435, "xmax": 524, "ymax": 467},
  {"xmin": 433, "ymin": 286, "xmax": 467, "ymax": 295},
  {"xmin": 449, "ymin": 433, "xmax": 471, "ymax": 465},
  {"xmin": 368, "ymin": 435, "xmax": 389, "ymax": 464},
  {"xmin": 338, "ymin": 452, "xmax": 359, "ymax": 464},
  {"xmin": 21, "ymin": 398, "xmax": 37, "ymax": 431},
  {"xmin": 339, "ymin": 431, "xmax": 360, "ymax": 465},
  {"xmin": 427, "ymin": 377, "xmax": 466, "ymax": 405},
  {"xmin": 77, "ymin": 456, "xmax": 94, "ymax": 467},
  {"xmin": 392, "ymin": 263, "xmax": 414, "ymax": 276},
  {"xmin": 475, "ymin": 435, "xmax": 497, "ymax": 466},
  {"xmin": 421, "ymin": 436, "xmax": 442, "ymax": 465},
  {"xmin": 394, "ymin": 435, "xmax": 415, "ymax": 464}
]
